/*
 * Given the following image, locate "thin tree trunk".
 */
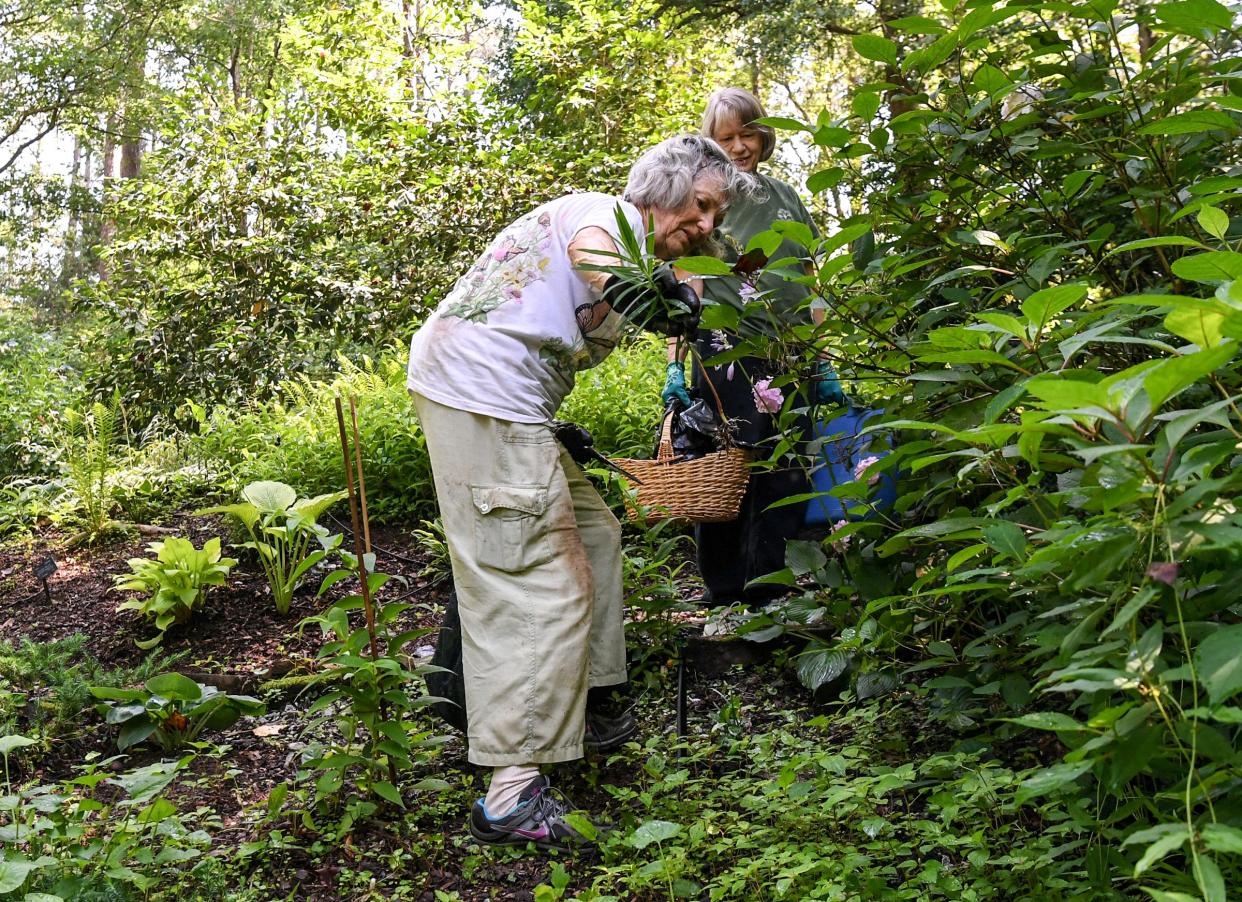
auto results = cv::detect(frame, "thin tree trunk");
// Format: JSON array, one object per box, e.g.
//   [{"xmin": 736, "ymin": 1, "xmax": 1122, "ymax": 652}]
[
  {"xmin": 98, "ymin": 113, "xmax": 116, "ymax": 280},
  {"xmin": 60, "ymin": 135, "xmax": 81, "ymax": 288}
]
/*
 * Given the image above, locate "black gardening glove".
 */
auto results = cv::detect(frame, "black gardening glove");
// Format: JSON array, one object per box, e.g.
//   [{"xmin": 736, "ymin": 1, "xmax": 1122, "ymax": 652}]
[
  {"xmin": 603, "ymin": 264, "xmax": 701, "ymax": 338},
  {"xmin": 551, "ymin": 421, "xmax": 596, "ymax": 467}
]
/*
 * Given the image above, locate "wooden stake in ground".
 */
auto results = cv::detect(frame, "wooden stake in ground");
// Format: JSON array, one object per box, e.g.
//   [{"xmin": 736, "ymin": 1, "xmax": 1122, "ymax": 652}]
[
  {"xmin": 335, "ymin": 396, "xmax": 400, "ymax": 792},
  {"xmin": 334, "ymin": 396, "xmax": 380, "ymax": 661}
]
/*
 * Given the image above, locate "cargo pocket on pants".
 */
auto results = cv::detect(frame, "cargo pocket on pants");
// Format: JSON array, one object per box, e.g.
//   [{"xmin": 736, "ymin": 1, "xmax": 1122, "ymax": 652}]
[{"xmin": 470, "ymin": 484, "xmax": 553, "ymax": 572}]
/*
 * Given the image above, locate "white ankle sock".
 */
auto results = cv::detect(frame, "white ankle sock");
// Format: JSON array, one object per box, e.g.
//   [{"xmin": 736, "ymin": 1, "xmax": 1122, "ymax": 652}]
[{"xmin": 484, "ymin": 765, "xmax": 540, "ymax": 818}]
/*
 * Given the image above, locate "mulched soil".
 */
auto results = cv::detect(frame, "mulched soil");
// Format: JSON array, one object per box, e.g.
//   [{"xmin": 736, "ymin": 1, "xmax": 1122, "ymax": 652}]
[{"xmin": 2, "ymin": 513, "xmax": 793, "ymax": 901}]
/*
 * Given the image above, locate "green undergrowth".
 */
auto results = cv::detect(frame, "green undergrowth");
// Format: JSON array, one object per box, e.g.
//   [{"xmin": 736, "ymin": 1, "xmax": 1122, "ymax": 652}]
[{"xmin": 217, "ymin": 662, "xmax": 1110, "ymax": 901}]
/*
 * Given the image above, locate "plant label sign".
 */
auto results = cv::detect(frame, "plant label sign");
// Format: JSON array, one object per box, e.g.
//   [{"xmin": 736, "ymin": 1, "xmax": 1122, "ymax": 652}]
[{"xmin": 33, "ymin": 555, "xmax": 57, "ymax": 581}]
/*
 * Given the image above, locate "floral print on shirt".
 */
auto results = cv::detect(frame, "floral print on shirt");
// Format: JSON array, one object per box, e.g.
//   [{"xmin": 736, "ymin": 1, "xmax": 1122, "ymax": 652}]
[{"xmin": 440, "ymin": 211, "xmax": 553, "ymax": 323}]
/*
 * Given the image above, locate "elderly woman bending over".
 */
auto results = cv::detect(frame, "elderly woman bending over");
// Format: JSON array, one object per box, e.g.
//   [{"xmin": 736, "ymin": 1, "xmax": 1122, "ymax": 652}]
[{"xmin": 407, "ymin": 134, "xmax": 748, "ymax": 851}]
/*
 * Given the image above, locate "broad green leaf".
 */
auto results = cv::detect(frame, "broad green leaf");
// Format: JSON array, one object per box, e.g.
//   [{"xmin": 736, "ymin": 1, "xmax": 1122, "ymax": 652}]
[
  {"xmin": 1021, "ymin": 283, "xmax": 1087, "ymax": 330},
  {"xmin": 630, "ymin": 819, "xmax": 683, "ymax": 849},
  {"xmin": 818, "ymin": 222, "xmax": 872, "ymax": 256},
  {"xmin": 1154, "ymin": 0, "xmax": 1234, "ymax": 32},
  {"xmin": 1132, "ymin": 826, "xmax": 1192, "ymax": 874},
  {"xmin": 409, "ymin": 778, "xmax": 452, "ymax": 792},
  {"xmin": 242, "ymin": 481, "xmax": 297, "ymax": 514},
  {"xmin": 1144, "ymin": 341, "xmax": 1236, "ymax": 407},
  {"xmin": 807, "ymin": 167, "xmax": 845, "ymax": 194},
  {"xmin": 1195, "ymin": 623, "xmax": 1242, "ymax": 705},
  {"xmin": 1202, "ymin": 823, "xmax": 1242, "ymax": 855},
  {"xmin": 196, "ymin": 501, "xmax": 260, "ymax": 530},
  {"xmin": 1015, "ymin": 761, "xmax": 1093, "ymax": 805},
  {"xmin": 976, "ymin": 312, "xmax": 1025, "ymax": 336},
  {"xmin": 1104, "ymin": 236, "xmax": 1208, "ymax": 257},
  {"xmin": 145, "ymin": 672, "xmax": 202, "ymax": 701},
  {"xmin": 0, "ymin": 858, "xmax": 44, "ymax": 894},
  {"xmin": 1137, "ymin": 111, "xmax": 1238, "ymax": 136},
  {"xmin": 852, "ymin": 34, "xmax": 898, "ymax": 67},
  {"xmin": 1194, "ymin": 854, "xmax": 1226, "ymax": 902},
  {"xmin": 916, "ymin": 349, "xmax": 1025, "ymax": 370},
  {"xmin": 754, "ymin": 116, "xmax": 811, "ymax": 132},
  {"xmin": 903, "ymin": 32, "xmax": 958, "ymax": 74},
  {"xmin": 292, "ymin": 490, "xmax": 347, "ymax": 523},
  {"xmin": 1172, "ymin": 251, "xmax": 1242, "ymax": 282},
  {"xmin": 1197, "ymin": 206, "xmax": 1230, "ymax": 241},
  {"xmin": 973, "ymin": 63, "xmax": 1010, "ymax": 95},
  {"xmin": 786, "ymin": 539, "xmax": 827, "ymax": 576},
  {"xmin": 372, "ymin": 781, "xmax": 404, "ymax": 807},
  {"xmin": 796, "ymin": 647, "xmax": 852, "ymax": 691},
  {"xmin": 852, "ymin": 91, "xmax": 882, "ymax": 122},
  {"xmin": 117, "ymin": 719, "xmax": 157, "ymax": 751},
  {"xmin": 1025, "ymin": 376, "xmax": 1107, "ymax": 410},
  {"xmin": 894, "ymin": 517, "xmax": 990, "ymax": 538},
  {"xmin": 982, "ymin": 520, "xmax": 1027, "ymax": 559},
  {"xmin": 136, "ymin": 796, "xmax": 177, "ymax": 824},
  {"xmin": 0, "ymin": 734, "xmax": 36, "ymax": 756},
  {"xmin": 562, "ymin": 812, "xmax": 599, "ymax": 841},
  {"xmin": 672, "ymin": 255, "xmax": 733, "ymax": 276},
  {"xmin": 1166, "ymin": 307, "xmax": 1226, "ymax": 346},
  {"xmin": 1004, "ymin": 712, "xmax": 1089, "ymax": 731}
]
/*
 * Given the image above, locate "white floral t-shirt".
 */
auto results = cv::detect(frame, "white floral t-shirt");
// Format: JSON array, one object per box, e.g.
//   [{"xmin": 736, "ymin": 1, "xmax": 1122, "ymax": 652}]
[{"xmin": 407, "ymin": 193, "xmax": 647, "ymax": 424}]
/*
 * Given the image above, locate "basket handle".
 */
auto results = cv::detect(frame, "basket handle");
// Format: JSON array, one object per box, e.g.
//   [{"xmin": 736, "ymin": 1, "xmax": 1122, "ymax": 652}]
[
  {"xmin": 658, "ymin": 338, "xmax": 732, "ymax": 463},
  {"xmin": 683, "ymin": 340, "xmax": 730, "ymax": 425},
  {"xmin": 657, "ymin": 409, "xmax": 676, "ymax": 461}
]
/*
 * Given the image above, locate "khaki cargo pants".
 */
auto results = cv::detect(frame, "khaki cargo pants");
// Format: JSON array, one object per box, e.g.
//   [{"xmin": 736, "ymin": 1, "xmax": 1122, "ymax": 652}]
[{"xmin": 411, "ymin": 391, "xmax": 627, "ymax": 766}]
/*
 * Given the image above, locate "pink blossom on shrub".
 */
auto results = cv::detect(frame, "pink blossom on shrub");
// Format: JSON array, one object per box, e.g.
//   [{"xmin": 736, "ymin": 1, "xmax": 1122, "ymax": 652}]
[
  {"xmin": 853, "ymin": 454, "xmax": 882, "ymax": 485},
  {"xmin": 752, "ymin": 378, "xmax": 784, "ymax": 414}
]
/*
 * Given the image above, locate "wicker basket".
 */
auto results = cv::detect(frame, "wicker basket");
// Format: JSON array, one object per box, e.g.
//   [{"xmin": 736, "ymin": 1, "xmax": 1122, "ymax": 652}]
[{"xmin": 614, "ymin": 411, "xmax": 752, "ymax": 524}]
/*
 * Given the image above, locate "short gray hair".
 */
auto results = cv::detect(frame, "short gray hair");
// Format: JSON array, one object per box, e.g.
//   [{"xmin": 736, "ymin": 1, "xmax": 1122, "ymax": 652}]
[
  {"xmin": 700, "ymin": 87, "xmax": 776, "ymax": 164},
  {"xmin": 622, "ymin": 134, "xmax": 754, "ymax": 214}
]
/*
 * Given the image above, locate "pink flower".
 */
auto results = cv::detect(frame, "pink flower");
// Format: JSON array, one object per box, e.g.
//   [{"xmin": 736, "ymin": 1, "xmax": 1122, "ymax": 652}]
[
  {"xmin": 829, "ymin": 519, "xmax": 851, "ymax": 553},
  {"xmin": 853, "ymin": 455, "xmax": 882, "ymax": 485},
  {"xmin": 1146, "ymin": 562, "xmax": 1178, "ymax": 586},
  {"xmin": 752, "ymin": 378, "xmax": 784, "ymax": 414},
  {"xmin": 739, "ymin": 282, "xmax": 759, "ymax": 302}
]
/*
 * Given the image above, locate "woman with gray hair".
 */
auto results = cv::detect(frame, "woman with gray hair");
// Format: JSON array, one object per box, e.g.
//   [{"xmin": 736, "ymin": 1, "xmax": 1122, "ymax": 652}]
[
  {"xmin": 662, "ymin": 88, "xmax": 846, "ymax": 608},
  {"xmin": 407, "ymin": 133, "xmax": 743, "ymax": 851}
]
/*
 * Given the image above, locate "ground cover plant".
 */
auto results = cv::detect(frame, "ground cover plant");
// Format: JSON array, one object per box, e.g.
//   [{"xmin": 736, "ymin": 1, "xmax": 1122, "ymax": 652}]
[{"xmin": 0, "ymin": 0, "xmax": 1239, "ymax": 898}]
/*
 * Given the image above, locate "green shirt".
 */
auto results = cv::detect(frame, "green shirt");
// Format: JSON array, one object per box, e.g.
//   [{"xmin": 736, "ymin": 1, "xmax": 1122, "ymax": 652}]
[{"xmin": 702, "ymin": 172, "xmax": 820, "ymax": 339}]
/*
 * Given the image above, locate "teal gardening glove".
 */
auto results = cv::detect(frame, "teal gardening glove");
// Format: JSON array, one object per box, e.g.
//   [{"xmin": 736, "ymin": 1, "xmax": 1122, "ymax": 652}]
[
  {"xmin": 813, "ymin": 360, "xmax": 847, "ymax": 406},
  {"xmin": 661, "ymin": 361, "xmax": 692, "ymax": 409}
]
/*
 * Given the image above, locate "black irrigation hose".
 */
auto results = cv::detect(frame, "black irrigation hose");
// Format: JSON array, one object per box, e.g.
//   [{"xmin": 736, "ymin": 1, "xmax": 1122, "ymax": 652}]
[{"xmin": 326, "ymin": 512, "xmax": 426, "ymax": 566}]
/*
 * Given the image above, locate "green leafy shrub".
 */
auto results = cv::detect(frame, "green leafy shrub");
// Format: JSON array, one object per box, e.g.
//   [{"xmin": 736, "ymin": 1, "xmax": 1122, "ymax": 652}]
[
  {"xmin": 187, "ymin": 355, "xmax": 436, "ymax": 525},
  {"xmin": 90, "ymin": 672, "xmax": 265, "ymax": 752},
  {"xmin": 0, "ymin": 751, "xmax": 210, "ymax": 897},
  {"xmin": 299, "ymin": 553, "xmax": 446, "ymax": 821},
  {"xmin": 558, "ymin": 335, "xmax": 666, "ymax": 458},
  {"xmin": 113, "ymin": 537, "xmax": 236, "ymax": 647},
  {"xmin": 199, "ymin": 480, "xmax": 344, "ymax": 616},
  {"xmin": 0, "ymin": 302, "xmax": 84, "ymax": 482},
  {"xmin": 727, "ymin": 1, "xmax": 1242, "ymax": 897}
]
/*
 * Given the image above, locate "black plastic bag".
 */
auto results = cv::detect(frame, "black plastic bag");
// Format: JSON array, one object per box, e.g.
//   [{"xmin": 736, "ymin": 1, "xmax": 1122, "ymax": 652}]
[
  {"xmin": 666, "ymin": 397, "xmax": 725, "ymax": 459},
  {"xmin": 425, "ymin": 589, "xmax": 467, "ymax": 732}
]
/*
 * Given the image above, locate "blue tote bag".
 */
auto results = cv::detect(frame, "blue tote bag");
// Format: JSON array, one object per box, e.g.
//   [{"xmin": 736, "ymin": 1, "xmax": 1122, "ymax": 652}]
[{"xmin": 804, "ymin": 406, "xmax": 899, "ymax": 527}]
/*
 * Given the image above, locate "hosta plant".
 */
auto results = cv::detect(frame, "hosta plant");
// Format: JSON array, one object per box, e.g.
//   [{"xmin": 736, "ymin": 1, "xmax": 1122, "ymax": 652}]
[
  {"xmin": 114, "ymin": 536, "xmax": 236, "ymax": 648},
  {"xmin": 90, "ymin": 672, "xmax": 265, "ymax": 752},
  {"xmin": 199, "ymin": 480, "xmax": 345, "ymax": 616}
]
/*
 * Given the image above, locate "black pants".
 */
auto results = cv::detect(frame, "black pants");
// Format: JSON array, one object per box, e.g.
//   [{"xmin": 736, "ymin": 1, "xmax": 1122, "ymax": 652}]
[{"xmin": 691, "ymin": 334, "xmax": 810, "ymax": 606}]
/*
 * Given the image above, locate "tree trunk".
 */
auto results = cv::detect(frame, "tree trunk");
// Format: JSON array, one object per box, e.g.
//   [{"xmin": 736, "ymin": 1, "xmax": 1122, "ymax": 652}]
[
  {"xmin": 60, "ymin": 135, "xmax": 81, "ymax": 288},
  {"xmin": 97, "ymin": 113, "xmax": 116, "ymax": 280}
]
